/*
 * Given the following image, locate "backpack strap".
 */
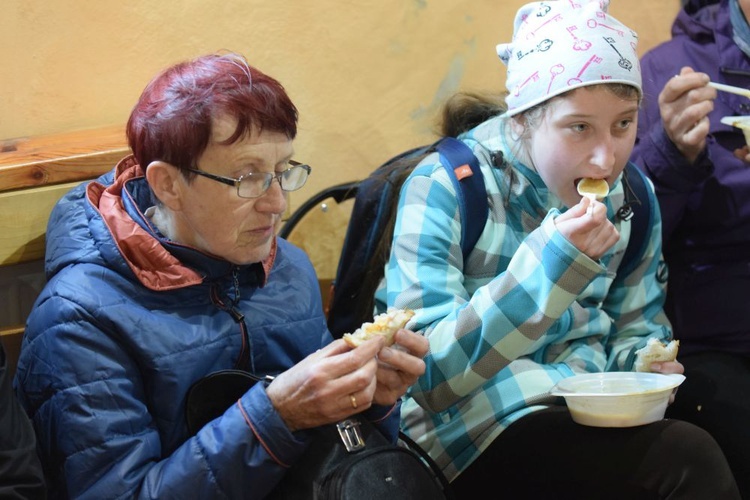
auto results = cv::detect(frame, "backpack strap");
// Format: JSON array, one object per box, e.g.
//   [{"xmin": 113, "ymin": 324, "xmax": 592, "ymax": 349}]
[
  {"xmin": 618, "ymin": 162, "xmax": 654, "ymax": 277},
  {"xmin": 435, "ymin": 137, "xmax": 488, "ymax": 258},
  {"xmin": 326, "ymin": 145, "xmax": 432, "ymax": 338}
]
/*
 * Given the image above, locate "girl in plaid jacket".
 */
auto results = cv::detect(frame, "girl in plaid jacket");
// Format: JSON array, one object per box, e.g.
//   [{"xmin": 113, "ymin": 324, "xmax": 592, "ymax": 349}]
[{"xmin": 380, "ymin": 1, "xmax": 741, "ymax": 498}]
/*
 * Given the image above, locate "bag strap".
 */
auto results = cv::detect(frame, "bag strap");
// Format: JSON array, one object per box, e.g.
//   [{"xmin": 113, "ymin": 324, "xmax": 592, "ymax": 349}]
[
  {"xmin": 397, "ymin": 430, "xmax": 455, "ymax": 499},
  {"xmin": 618, "ymin": 162, "xmax": 654, "ymax": 277},
  {"xmin": 185, "ymin": 369, "xmax": 269, "ymax": 436},
  {"xmin": 436, "ymin": 137, "xmax": 488, "ymax": 259}
]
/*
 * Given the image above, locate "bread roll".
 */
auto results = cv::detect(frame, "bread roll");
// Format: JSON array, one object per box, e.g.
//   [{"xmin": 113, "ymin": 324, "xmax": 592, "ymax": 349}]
[
  {"xmin": 634, "ymin": 338, "xmax": 680, "ymax": 372},
  {"xmin": 342, "ymin": 308, "xmax": 415, "ymax": 348}
]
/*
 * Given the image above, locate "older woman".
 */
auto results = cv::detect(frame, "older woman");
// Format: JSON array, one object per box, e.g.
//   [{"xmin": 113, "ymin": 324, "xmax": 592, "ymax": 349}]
[{"xmin": 14, "ymin": 52, "xmax": 427, "ymax": 499}]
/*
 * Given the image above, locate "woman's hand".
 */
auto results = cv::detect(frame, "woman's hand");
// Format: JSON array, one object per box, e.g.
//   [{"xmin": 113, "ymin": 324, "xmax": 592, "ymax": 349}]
[
  {"xmin": 372, "ymin": 329, "xmax": 428, "ymax": 406},
  {"xmin": 266, "ymin": 338, "xmax": 384, "ymax": 431},
  {"xmin": 658, "ymin": 67, "xmax": 715, "ymax": 164},
  {"xmin": 732, "ymin": 145, "xmax": 750, "ymax": 163}
]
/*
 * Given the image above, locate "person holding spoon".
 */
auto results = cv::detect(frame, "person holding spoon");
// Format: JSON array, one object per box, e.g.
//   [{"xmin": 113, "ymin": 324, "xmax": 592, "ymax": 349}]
[
  {"xmin": 631, "ymin": 0, "xmax": 750, "ymax": 496},
  {"xmin": 375, "ymin": 0, "xmax": 740, "ymax": 498}
]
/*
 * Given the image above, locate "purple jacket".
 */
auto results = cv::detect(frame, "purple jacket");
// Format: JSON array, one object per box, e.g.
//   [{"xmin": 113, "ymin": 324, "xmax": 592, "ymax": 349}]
[{"xmin": 632, "ymin": 0, "xmax": 750, "ymax": 356}]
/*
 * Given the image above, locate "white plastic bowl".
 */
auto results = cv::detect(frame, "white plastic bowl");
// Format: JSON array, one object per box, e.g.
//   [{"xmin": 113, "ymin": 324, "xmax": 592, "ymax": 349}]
[
  {"xmin": 721, "ymin": 116, "xmax": 750, "ymax": 146},
  {"xmin": 549, "ymin": 372, "xmax": 685, "ymax": 428}
]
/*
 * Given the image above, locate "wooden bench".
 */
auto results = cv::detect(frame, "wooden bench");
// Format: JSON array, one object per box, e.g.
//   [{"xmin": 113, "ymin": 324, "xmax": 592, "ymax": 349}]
[
  {"xmin": 0, "ymin": 126, "xmax": 350, "ymax": 377},
  {"xmin": 0, "ymin": 126, "xmax": 129, "ymax": 376}
]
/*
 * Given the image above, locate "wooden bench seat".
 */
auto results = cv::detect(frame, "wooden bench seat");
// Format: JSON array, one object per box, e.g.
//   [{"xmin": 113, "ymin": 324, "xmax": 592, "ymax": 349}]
[
  {"xmin": 0, "ymin": 126, "xmax": 330, "ymax": 377},
  {"xmin": 0, "ymin": 126, "xmax": 129, "ymax": 376}
]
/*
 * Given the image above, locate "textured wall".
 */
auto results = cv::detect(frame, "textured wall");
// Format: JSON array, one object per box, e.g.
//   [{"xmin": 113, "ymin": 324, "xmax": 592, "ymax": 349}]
[{"xmin": 1, "ymin": 0, "xmax": 680, "ymax": 212}]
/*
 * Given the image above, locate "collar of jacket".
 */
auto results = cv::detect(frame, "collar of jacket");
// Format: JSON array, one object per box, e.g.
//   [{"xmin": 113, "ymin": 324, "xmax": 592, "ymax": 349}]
[
  {"xmin": 684, "ymin": 0, "xmax": 721, "ymax": 15},
  {"xmin": 84, "ymin": 155, "xmax": 276, "ymax": 291}
]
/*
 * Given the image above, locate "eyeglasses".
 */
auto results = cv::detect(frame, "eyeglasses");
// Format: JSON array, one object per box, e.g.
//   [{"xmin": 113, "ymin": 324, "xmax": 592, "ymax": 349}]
[{"xmin": 185, "ymin": 160, "xmax": 311, "ymax": 199}]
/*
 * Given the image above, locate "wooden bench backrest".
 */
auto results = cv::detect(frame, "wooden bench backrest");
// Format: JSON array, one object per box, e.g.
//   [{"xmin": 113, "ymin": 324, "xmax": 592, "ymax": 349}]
[{"xmin": 0, "ymin": 126, "xmax": 129, "ymax": 375}]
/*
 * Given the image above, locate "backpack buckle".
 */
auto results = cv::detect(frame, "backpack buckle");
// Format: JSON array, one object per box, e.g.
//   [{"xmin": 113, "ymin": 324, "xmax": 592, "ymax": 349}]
[{"xmin": 336, "ymin": 419, "xmax": 366, "ymax": 452}]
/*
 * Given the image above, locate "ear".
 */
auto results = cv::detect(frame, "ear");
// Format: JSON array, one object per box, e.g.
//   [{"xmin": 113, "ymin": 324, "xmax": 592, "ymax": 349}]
[
  {"xmin": 510, "ymin": 115, "xmax": 526, "ymax": 138},
  {"xmin": 145, "ymin": 161, "xmax": 184, "ymax": 210}
]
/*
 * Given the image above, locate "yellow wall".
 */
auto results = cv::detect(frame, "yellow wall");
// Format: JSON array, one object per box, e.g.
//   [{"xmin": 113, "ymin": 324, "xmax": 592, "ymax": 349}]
[{"xmin": 2, "ymin": 0, "xmax": 680, "ymax": 212}]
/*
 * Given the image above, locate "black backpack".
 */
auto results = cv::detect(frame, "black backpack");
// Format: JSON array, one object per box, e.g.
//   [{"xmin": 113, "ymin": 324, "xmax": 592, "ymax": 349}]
[
  {"xmin": 325, "ymin": 135, "xmax": 654, "ymax": 339},
  {"xmin": 326, "ymin": 137, "xmax": 488, "ymax": 339}
]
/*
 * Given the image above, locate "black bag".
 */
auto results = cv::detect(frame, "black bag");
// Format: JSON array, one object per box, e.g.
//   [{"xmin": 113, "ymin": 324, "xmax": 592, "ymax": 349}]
[
  {"xmin": 186, "ymin": 370, "xmax": 454, "ymax": 500},
  {"xmin": 326, "ymin": 137, "xmax": 488, "ymax": 339}
]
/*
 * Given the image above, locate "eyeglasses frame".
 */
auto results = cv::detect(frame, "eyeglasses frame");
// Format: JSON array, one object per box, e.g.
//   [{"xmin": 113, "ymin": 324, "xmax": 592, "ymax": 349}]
[{"xmin": 184, "ymin": 160, "xmax": 311, "ymax": 199}]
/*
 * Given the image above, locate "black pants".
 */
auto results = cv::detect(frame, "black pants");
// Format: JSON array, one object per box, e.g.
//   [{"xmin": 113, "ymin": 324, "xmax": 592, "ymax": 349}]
[
  {"xmin": 450, "ymin": 406, "xmax": 740, "ymax": 499},
  {"xmin": 665, "ymin": 351, "xmax": 750, "ymax": 499}
]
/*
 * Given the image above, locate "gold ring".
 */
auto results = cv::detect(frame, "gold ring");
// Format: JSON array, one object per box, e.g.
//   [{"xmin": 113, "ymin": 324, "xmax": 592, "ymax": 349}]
[{"xmin": 349, "ymin": 394, "xmax": 358, "ymax": 409}]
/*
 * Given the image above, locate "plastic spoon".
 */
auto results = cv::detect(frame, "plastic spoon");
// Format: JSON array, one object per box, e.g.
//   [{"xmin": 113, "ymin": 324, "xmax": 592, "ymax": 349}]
[
  {"xmin": 577, "ymin": 178, "xmax": 609, "ymax": 215},
  {"xmin": 707, "ymin": 81, "xmax": 750, "ymax": 99}
]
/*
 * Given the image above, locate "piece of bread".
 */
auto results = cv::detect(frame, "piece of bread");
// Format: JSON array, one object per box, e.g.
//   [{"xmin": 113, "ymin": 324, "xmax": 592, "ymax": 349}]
[
  {"xmin": 342, "ymin": 308, "xmax": 415, "ymax": 348},
  {"xmin": 634, "ymin": 338, "xmax": 680, "ymax": 372}
]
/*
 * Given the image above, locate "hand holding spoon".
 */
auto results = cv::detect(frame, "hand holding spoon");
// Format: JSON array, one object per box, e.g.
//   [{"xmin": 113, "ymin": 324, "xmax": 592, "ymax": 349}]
[{"xmin": 577, "ymin": 178, "xmax": 609, "ymax": 215}]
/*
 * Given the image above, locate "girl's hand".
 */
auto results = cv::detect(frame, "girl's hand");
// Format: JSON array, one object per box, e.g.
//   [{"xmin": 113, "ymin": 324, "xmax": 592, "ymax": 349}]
[
  {"xmin": 649, "ymin": 360, "xmax": 685, "ymax": 405},
  {"xmin": 555, "ymin": 197, "xmax": 619, "ymax": 260},
  {"xmin": 372, "ymin": 329, "xmax": 428, "ymax": 406}
]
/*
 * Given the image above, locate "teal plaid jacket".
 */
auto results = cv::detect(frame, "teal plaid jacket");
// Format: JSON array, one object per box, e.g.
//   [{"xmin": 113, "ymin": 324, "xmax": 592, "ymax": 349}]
[{"xmin": 377, "ymin": 115, "xmax": 672, "ymax": 481}]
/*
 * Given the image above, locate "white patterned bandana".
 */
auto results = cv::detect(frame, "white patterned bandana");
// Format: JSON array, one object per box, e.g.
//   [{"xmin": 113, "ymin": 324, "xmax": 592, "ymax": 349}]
[{"xmin": 497, "ymin": 0, "xmax": 642, "ymax": 117}]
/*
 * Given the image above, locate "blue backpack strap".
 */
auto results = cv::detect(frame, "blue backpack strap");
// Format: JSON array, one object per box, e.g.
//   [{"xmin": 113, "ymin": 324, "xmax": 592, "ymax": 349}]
[
  {"xmin": 619, "ymin": 162, "xmax": 654, "ymax": 277},
  {"xmin": 436, "ymin": 137, "xmax": 488, "ymax": 258}
]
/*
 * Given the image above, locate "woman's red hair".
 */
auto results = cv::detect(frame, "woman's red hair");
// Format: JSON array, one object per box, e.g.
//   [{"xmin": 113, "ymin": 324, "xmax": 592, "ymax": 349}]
[{"xmin": 126, "ymin": 52, "xmax": 298, "ymax": 171}]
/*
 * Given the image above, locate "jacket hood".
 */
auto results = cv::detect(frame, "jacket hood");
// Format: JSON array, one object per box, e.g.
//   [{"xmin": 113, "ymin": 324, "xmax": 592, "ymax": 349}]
[
  {"xmin": 669, "ymin": 0, "xmax": 750, "ymax": 81},
  {"xmin": 673, "ymin": 0, "xmax": 722, "ymax": 40},
  {"xmin": 45, "ymin": 155, "xmax": 275, "ymax": 291}
]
